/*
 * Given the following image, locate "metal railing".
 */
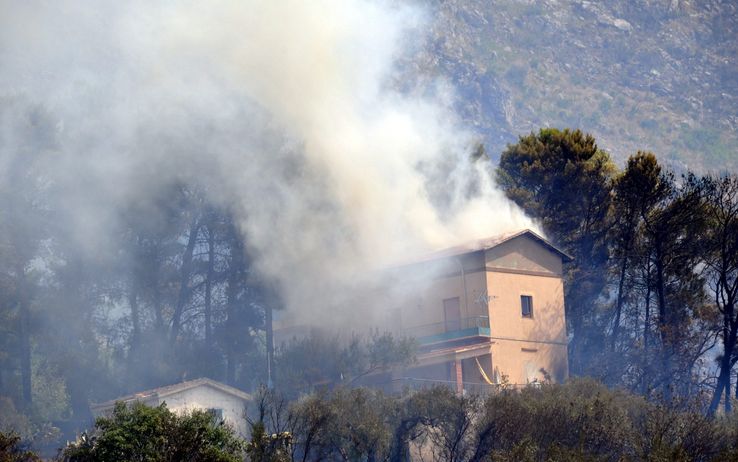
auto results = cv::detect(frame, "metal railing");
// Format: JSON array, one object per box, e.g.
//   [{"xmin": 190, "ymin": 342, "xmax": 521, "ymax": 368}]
[
  {"xmin": 387, "ymin": 377, "xmax": 536, "ymax": 395},
  {"xmin": 403, "ymin": 315, "xmax": 490, "ymax": 341}
]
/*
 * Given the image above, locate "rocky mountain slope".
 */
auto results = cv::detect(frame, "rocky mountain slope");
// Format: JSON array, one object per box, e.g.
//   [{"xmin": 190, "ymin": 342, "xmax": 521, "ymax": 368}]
[{"xmin": 410, "ymin": 0, "xmax": 737, "ymax": 171}]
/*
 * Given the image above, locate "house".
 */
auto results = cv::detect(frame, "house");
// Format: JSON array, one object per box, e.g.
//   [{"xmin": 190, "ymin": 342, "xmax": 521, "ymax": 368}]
[
  {"xmin": 380, "ymin": 229, "xmax": 571, "ymax": 393},
  {"xmin": 273, "ymin": 228, "xmax": 571, "ymax": 394},
  {"xmin": 91, "ymin": 378, "xmax": 251, "ymax": 436}
]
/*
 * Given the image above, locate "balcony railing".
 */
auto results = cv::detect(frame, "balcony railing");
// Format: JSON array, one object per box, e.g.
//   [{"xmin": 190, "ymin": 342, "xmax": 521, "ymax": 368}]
[
  {"xmin": 387, "ymin": 377, "xmax": 535, "ymax": 395},
  {"xmin": 403, "ymin": 315, "xmax": 490, "ymax": 346}
]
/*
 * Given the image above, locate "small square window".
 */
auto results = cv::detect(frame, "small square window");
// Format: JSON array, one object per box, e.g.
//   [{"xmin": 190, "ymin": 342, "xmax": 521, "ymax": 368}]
[
  {"xmin": 207, "ymin": 408, "xmax": 223, "ymax": 421},
  {"xmin": 521, "ymin": 295, "xmax": 533, "ymax": 318}
]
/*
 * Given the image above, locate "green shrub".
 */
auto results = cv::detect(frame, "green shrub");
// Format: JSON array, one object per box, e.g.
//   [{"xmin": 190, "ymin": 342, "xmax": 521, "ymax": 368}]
[
  {"xmin": 0, "ymin": 431, "xmax": 40, "ymax": 462},
  {"xmin": 60, "ymin": 402, "xmax": 244, "ymax": 462}
]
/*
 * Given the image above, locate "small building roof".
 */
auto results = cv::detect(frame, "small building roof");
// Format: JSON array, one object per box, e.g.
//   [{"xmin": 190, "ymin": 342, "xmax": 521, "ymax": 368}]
[
  {"xmin": 91, "ymin": 377, "xmax": 251, "ymax": 412},
  {"xmin": 402, "ymin": 228, "xmax": 573, "ymax": 266}
]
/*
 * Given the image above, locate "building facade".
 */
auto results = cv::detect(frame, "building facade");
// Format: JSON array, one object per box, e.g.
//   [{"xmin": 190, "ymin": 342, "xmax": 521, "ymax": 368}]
[
  {"xmin": 273, "ymin": 228, "xmax": 570, "ymax": 394},
  {"xmin": 91, "ymin": 378, "xmax": 252, "ymax": 437},
  {"xmin": 379, "ymin": 229, "xmax": 571, "ymax": 393}
]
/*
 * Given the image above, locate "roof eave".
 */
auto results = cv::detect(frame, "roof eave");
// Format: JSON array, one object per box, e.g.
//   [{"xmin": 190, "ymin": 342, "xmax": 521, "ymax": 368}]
[
  {"xmin": 515, "ymin": 229, "xmax": 574, "ymax": 263},
  {"xmin": 91, "ymin": 378, "xmax": 251, "ymax": 411}
]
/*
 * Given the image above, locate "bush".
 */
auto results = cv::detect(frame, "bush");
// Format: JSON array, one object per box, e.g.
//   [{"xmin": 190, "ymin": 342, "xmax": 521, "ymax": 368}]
[
  {"xmin": 0, "ymin": 398, "xmax": 32, "ymax": 442},
  {"xmin": 253, "ymin": 379, "xmax": 738, "ymax": 462},
  {"xmin": 60, "ymin": 402, "xmax": 244, "ymax": 462},
  {"xmin": 0, "ymin": 431, "xmax": 40, "ymax": 462}
]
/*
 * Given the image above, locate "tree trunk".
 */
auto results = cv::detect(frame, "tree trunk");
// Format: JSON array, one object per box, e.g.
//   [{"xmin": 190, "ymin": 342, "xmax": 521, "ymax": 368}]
[
  {"xmin": 653, "ymin": 242, "xmax": 672, "ymax": 398},
  {"xmin": 225, "ymin": 230, "xmax": 244, "ymax": 385},
  {"xmin": 566, "ymin": 281, "xmax": 585, "ymax": 376},
  {"xmin": 266, "ymin": 303, "xmax": 274, "ymax": 387},
  {"xmin": 129, "ymin": 276, "xmax": 140, "ymax": 351},
  {"xmin": 65, "ymin": 372, "xmax": 92, "ymax": 423},
  {"xmin": 169, "ymin": 217, "xmax": 200, "ymax": 345},
  {"xmin": 728, "ymin": 374, "xmax": 732, "ymax": 413},
  {"xmin": 389, "ymin": 420, "xmax": 415, "ymax": 462},
  {"xmin": 642, "ymin": 259, "xmax": 652, "ymax": 394},
  {"xmin": 150, "ymin": 242, "xmax": 164, "ymax": 332},
  {"xmin": 709, "ymin": 349, "xmax": 733, "ymax": 415},
  {"xmin": 709, "ymin": 288, "xmax": 737, "ymax": 415},
  {"xmin": 205, "ymin": 225, "xmax": 215, "ymax": 345},
  {"xmin": 611, "ymin": 255, "xmax": 629, "ymax": 351},
  {"xmin": 16, "ymin": 265, "xmax": 32, "ymax": 409}
]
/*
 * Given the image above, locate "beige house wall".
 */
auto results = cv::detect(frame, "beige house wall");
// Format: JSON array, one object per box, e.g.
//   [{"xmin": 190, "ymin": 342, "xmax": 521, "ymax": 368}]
[
  {"xmin": 407, "ymin": 265, "xmax": 489, "ymax": 329},
  {"xmin": 490, "ymin": 341, "xmax": 569, "ymax": 385},
  {"xmin": 485, "ymin": 272, "xmax": 566, "ymax": 343},
  {"xmin": 483, "ymin": 234, "xmax": 569, "ymax": 384},
  {"xmin": 485, "ymin": 235, "xmax": 564, "ymax": 276},
  {"xmin": 385, "ymin": 233, "xmax": 570, "ymax": 387}
]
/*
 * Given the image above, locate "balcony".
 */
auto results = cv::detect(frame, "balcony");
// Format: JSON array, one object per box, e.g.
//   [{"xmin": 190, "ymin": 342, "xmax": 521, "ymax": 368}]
[
  {"xmin": 404, "ymin": 315, "xmax": 491, "ymax": 346},
  {"xmin": 385, "ymin": 377, "xmax": 535, "ymax": 395}
]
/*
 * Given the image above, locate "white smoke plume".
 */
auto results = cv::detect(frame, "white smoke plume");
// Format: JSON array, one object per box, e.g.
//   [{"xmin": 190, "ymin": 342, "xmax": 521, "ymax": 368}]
[{"xmin": 0, "ymin": 0, "xmax": 532, "ymax": 323}]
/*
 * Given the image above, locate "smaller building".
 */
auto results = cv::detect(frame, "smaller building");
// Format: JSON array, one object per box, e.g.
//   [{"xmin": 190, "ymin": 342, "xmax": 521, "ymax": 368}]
[{"xmin": 91, "ymin": 378, "xmax": 251, "ymax": 437}]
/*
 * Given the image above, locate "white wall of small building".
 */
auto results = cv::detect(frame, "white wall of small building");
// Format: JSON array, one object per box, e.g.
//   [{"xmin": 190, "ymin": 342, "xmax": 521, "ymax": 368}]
[
  {"xmin": 94, "ymin": 385, "xmax": 250, "ymax": 438},
  {"xmin": 156, "ymin": 385, "xmax": 249, "ymax": 437}
]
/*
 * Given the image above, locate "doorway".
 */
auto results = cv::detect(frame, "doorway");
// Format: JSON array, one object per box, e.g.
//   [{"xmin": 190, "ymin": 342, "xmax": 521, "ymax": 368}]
[{"xmin": 443, "ymin": 297, "xmax": 461, "ymax": 332}]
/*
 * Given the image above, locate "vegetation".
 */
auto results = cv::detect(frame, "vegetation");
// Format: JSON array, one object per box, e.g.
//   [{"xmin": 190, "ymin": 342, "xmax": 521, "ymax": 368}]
[
  {"xmin": 0, "ymin": 432, "xmax": 40, "ymax": 462},
  {"xmin": 274, "ymin": 332, "xmax": 416, "ymax": 397},
  {"xmin": 497, "ymin": 128, "xmax": 615, "ymax": 375},
  {"xmin": 9, "ymin": 379, "xmax": 738, "ymax": 461},
  {"xmin": 239, "ymin": 379, "xmax": 738, "ymax": 461},
  {"xmin": 2, "ymin": 119, "xmax": 738, "ymax": 458},
  {"xmin": 497, "ymin": 128, "xmax": 737, "ymax": 408},
  {"xmin": 60, "ymin": 402, "xmax": 244, "ymax": 462}
]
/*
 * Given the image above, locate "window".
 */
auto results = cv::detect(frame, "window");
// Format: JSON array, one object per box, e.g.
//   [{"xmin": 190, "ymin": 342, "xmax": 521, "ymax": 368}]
[
  {"xmin": 521, "ymin": 295, "xmax": 533, "ymax": 318},
  {"xmin": 443, "ymin": 297, "xmax": 461, "ymax": 331},
  {"xmin": 207, "ymin": 408, "xmax": 223, "ymax": 421}
]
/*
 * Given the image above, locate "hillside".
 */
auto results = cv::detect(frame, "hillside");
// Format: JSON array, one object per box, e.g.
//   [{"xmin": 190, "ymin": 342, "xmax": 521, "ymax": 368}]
[{"xmin": 410, "ymin": 0, "xmax": 737, "ymax": 171}]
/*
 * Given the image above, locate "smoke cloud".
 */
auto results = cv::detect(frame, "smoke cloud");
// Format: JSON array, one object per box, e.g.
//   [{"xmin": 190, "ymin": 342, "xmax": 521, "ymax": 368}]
[{"xmin": 0, "ymin": 0, "xmax": 532, "ymax": 323}]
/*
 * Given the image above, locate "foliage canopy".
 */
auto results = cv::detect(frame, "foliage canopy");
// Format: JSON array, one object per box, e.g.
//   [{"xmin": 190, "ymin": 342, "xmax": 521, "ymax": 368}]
[{"xmin": 60, "ymin": 402, "xmax": 244, "ymax": 462}]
